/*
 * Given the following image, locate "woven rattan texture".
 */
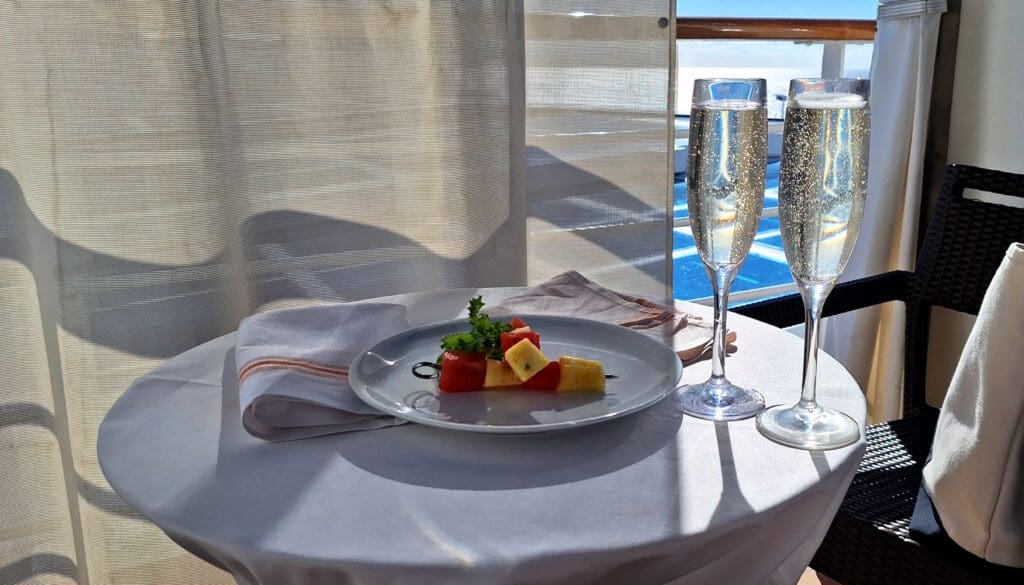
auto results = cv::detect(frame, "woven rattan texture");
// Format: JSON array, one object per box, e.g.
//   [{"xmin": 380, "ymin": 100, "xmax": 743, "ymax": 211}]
[
  {"xmin": 903, "ymin": 165, "xmax": 1024, "ymax": 413},
  {"xmin": 814, "ymin": 415, "xmax": 1021, "ymax": 585},
  {"xmin": 735, "ymin": 164, "xmax": 1024, "ymax": 584},
  {"xmin": 839, "ymin": 415, "xmax": 937, "ymax": 539}
]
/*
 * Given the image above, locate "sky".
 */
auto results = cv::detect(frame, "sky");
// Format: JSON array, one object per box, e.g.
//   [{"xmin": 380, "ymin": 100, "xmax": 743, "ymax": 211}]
[
  {"xmin": 674, "ymin": 0, "xmax": 877, "ymax": 116},
  {"xmin": 677, "ymin": 0, "xmax": 877, "ymax": 19}
]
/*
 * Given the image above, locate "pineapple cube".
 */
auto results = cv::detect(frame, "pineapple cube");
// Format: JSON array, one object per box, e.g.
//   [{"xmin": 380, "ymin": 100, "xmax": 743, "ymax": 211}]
[
  {"xmin": 556, "ymin": 356, "xmax": 606, "ymax": 392},
  {"xmin": 503, "ymin": 338, "xmax": 550, "ymax": 382},
  {"xmin": 483, "ymin": 359, "xmax": 521, "ymax": 388}
]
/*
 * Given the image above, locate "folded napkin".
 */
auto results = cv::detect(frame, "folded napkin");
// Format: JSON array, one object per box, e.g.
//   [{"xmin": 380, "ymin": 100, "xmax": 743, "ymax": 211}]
[
  {"xmin": 237, "ymin": 271, "xmax": 727, "ymax": 441},
  {"xmin": 494, "ymin": 271, "xmax": 730, "ymax": 364},
  {"xmin": 236, "ymin": 303, "xmax": 413, "ymax": 441},
  {"xmin": 920, "ymin": 243, "xmax": 1024, "ymax": 567}
]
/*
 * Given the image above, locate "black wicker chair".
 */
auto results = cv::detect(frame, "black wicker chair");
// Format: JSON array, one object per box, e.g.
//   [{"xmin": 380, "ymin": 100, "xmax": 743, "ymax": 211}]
[{"xmin": 734, "ymin": 164, "xmax": 1024, "ymax": 585}]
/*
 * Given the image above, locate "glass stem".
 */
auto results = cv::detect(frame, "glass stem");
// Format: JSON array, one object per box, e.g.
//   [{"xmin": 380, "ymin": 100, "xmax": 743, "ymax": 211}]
[
  {"xmin": 798, "ymin": 282, "xmax": 834, "ymax": 409},
  {"xmin": 708, "ymin": 264, "xmax": 738, "ymax": 385}
]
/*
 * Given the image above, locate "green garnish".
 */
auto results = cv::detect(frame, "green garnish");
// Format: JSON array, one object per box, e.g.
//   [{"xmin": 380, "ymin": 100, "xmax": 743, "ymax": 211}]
[{"xmin": 439, "ymin": 296, "xmax": 512, "ymax": 360}]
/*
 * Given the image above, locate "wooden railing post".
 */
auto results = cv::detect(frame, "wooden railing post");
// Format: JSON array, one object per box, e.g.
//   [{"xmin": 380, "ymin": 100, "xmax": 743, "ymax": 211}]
[{"xmin": 676, "ymin": 18, "xmax": 876, "ymax": 41}]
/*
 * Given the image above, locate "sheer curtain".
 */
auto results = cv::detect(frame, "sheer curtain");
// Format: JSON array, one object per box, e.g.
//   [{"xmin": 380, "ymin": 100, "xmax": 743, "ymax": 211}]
[
  {"xmin": 0, "ymin": 2, "xmax": 524, "ymax": 584},
  {"xmin": 524, "ymin": 0, "xmax": 675, "ymax": 296},
  {"xmin": 822, "ymin": 0, "xmax": 947, "ymax": 422},
  {"xmin": 0, "ymin": 1, "xmax": 675, "ymax": 584}
]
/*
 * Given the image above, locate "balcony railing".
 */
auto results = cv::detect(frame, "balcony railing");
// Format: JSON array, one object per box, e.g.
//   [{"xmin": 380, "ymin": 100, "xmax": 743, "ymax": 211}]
[
  {"xmin": 676, "ymin": 17, "xmax": 876, "ymax": 42},
  {"xmin": 677, "ymin": 17, "xmax": 876, "ymax": 80}
]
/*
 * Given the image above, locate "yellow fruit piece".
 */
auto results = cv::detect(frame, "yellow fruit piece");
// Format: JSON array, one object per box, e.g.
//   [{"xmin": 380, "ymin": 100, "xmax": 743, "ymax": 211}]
[
  {"xmin": 556, "ymin": 356, "xmax": 606, "ymax": 392},
  {"xmin": 483, "ymin": 359, "xmax": 521, "ymax": 388},
  {"xmin": 503, "ymin": 338, "xmax": 550, "ymax": 382}
]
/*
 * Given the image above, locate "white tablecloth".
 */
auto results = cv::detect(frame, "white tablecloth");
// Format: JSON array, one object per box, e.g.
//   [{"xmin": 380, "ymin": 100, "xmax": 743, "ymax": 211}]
[{"xmin": 98, "ymin": 288, "xmax": 867, "ymax": 585}]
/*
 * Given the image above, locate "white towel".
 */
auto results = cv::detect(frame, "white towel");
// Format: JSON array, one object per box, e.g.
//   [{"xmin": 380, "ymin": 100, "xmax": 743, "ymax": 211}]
[
  {"xmin": 493, "ymin": 270, "xmax": 728, "ymax": 364},
  {"xmin": 235, "ymin": 271, "xmax": 724, "ymax": 442},
  {"xmin": 922, "ymin": 242, "xmax": 1024, "ymax": 567},
  {"xmin": 236, "ymin": 303, "xmax": 413, "ymax": 441}
]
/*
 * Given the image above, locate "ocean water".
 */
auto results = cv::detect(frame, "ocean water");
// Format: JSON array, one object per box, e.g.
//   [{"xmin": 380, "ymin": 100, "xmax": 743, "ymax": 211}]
[{"xmin": 673, "ymin": 160, "xmax": 786, "ymax": 300}]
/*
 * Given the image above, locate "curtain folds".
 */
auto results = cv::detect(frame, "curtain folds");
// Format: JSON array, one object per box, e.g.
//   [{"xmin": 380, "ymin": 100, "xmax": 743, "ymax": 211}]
[
  {"xmin": 524, "ymin": 0, "xmax": 674, "ymax": 297},
  {"xmin": 0, "ymin": 2, "xmax": 675, "ymax": 584},
  {"xmin": 1, "ymin": 2, "xmax": 525, "ymax": 583},
  {"xmin": 821, "ymin": 0, "xmax": 947, "ymax": 422}
]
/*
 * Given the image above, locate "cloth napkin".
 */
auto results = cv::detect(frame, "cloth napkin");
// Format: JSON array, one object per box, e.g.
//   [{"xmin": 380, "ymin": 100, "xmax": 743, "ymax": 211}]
[
  {"xmin": 920, "ymin": 243, "xmax": 1024, "ymax": 568},
  {"xmin": 493, "ymin": 271, "xmax": 730, "ymax": 365},
  {"xmin": 236, "ymin": 271, "xmax": 727, "ymax": 441},
  {"xmin": 236, "ymin": 302, "xmax": 413, "ymax": 441}
]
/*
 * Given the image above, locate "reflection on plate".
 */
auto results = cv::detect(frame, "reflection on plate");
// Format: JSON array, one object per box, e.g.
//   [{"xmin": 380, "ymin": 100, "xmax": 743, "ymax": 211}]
[{"xmin": 349, "ymin": 314, "xmax": 682, "ymax": 434}]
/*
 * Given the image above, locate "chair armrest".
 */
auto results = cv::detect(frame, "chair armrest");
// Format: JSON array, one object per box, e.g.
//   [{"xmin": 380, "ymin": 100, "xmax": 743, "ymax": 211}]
[{"xmin": 734, "ymin": 271, "xmax": 912, "ymax": 328}]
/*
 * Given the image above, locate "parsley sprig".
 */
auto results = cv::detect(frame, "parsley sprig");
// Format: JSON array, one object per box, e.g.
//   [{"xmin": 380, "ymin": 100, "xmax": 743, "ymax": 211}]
[{"xmin": 439, "ymin": 296, "xmax": 512, "ymax": 360}]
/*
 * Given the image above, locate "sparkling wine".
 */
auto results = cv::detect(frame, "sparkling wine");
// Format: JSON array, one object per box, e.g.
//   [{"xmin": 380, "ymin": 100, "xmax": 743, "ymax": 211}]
[
  {"xmin": 778, "ymin": 92, "xmax": 871, "ymax": 284},
  {"xmin": 676, "ymin": 80, "xmax": 768, "ymax": 423},
  {"xmin": 687, "ymin": 100, "xmax": 768, "ymax": 268},
  {"xmin": 756, "ymin": 81, "xmax": 869, "ymax": 451}
]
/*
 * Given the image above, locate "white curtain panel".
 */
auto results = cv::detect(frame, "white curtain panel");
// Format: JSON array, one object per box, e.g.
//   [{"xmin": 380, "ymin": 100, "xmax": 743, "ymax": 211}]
[
  {"xmin": 0, "ymin": 2, "xmax": 524, "ymax": 584},
  {"xmin": 524, "ymin": 0, "xmax": 675, "ymax": 297},
  {"xmin": 822, "ymin": 0, "xmax": 947, "ymax": 423}
]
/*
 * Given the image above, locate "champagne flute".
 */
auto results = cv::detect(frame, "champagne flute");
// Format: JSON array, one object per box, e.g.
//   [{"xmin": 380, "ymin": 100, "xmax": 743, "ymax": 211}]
[
  {"xmin": 676, "ymin": 79, "xmax": 767, "ymax": 421},
  {"xmin": 756, "ymin": 79, "xmax": 870, "ymax": 450}
]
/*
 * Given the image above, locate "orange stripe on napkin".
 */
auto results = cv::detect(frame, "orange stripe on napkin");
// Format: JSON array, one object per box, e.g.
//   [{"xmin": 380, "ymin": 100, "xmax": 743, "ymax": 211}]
[
  {"xmin": 613, "ymin": 293, "xmax": 689, "ymax": 332},
  {"xmin": 616, "ymin": 292, "xmax": 669, "ymax": 311},
  {"xmin": 238, "ymin": 358, "xmax": 349, "ymax": 385}
]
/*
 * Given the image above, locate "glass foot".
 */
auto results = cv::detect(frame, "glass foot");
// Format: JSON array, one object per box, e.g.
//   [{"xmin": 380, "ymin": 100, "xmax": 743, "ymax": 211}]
[
  {"xmin": 675, "ymin": 380, "xmax": 765, "ymax": 421},
  {"xmin": 756, "ymin": 403, "xmax": 860, "ymax": 450}
]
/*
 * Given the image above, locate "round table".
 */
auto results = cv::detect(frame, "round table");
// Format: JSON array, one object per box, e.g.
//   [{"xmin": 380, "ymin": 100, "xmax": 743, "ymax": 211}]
[{"xmin": 98, "ymin": 288, "xmax": 867, "ymax": 585}]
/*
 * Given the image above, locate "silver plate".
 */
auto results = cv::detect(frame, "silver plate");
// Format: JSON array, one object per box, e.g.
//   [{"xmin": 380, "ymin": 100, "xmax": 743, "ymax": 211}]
[{"xmin": 349, "ymin": 314, "xmax": 683, "ymax": 434}]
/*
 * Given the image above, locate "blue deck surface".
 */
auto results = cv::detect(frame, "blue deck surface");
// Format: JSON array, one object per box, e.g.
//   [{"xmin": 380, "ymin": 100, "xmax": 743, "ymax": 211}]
[{"xmin": 673, "ymin": 160, "xmax": 793, "ymax": 300}]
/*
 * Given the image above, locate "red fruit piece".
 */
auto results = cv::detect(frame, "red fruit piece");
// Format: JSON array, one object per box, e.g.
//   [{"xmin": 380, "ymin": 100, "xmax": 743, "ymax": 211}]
[
  {"xmin": 524, "ymin": 361, "xmax": 560, "ymax": 391},
  {"xmin": 509, "ymin": 317, "xmax": 528, "ymax": 330},
  {"xmin": 500, "ymin": 330, "xmax": 540, "ymax": 355},
  {"xmin": 438, "ymin": 350, "xmax": 486, "ymax": 392}
]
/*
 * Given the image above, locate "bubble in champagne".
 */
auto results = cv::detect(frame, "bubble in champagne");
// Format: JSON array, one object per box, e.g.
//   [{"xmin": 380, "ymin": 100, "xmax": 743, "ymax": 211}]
[
  {"xmin": 778, "ymin": 101, "xmax": 871, "ymax": 284},
  {"xmin": 686, "ymin": 102, "xmax": 768, "ymax": 269}
]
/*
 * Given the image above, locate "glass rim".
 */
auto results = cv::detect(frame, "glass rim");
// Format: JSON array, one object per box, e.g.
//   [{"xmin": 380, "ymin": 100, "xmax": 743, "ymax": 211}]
[
  {"xmin": 692, "ymin": 77, "xmax": 767, "ymax": 84},
  {"xmin": 692, "ymin": 78, "xmax": 767, "ymax": 108}
]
